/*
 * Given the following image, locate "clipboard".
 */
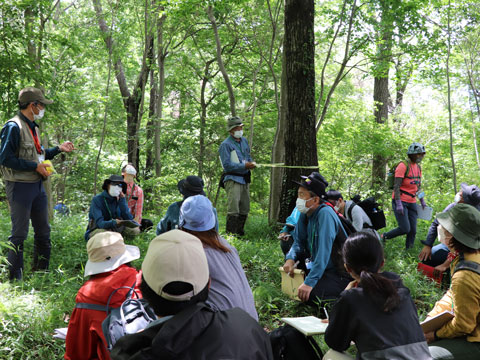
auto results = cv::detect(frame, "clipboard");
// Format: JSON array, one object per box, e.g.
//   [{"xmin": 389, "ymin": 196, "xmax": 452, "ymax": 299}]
[{"xmin": 278, "ymin": 267, "xmax": 304, "ymax": 301}]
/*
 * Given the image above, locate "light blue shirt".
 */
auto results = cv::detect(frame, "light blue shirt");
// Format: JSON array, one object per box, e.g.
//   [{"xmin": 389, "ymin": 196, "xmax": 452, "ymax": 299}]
[
  {"xmin": 219, "ymin": 135, "xmax": 252, "ymax": 185},
  {"xmin": 286, "ymin": 204, "xmax": 344, "ymax": 288}
]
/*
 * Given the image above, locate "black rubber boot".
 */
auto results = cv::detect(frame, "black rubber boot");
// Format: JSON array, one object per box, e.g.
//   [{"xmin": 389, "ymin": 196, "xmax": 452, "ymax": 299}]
[
  {"xmin": 237, "ymin": 214, "xmax": 247, "ymax": 236},
  {"xmin": 226, "ymin": 214, "xmax": 238, "ymax": 234}
]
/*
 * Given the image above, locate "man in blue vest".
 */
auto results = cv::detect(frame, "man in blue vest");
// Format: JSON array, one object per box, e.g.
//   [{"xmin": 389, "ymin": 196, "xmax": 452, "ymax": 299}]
[
  {"xmin": 219, "ymin": 116, "xmax": 256, "ymax": 236},
  {"xmin": 0, "ymin": 87, "xmax": 75, "ymax": 281}
]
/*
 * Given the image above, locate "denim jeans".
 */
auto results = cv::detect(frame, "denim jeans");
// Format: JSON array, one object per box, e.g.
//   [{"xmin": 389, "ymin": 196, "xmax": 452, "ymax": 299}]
[
  {"xmin": 385, "ymin": 200, "xmax": 418, "ymax": 249},
  {"xmin": 6, "ymin": 181, "xmax": 51, "ymax": 280},
  {"xmin": 423, "ymin": 243, "xmax": 450, "ymax": 267}
]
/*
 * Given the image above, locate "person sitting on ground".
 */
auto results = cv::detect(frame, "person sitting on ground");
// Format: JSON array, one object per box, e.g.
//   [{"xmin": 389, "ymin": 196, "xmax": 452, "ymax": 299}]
[
  {"xmin": 65, "ymin": 232, "xmax": 141, "ymax": 360},
  {"xmin": 179, "ymin": 194, "xmax": 258, "ymax": 320},
  {"xmin": 419, "ymin": 183, "xmax": 480, "ymax": 277},
  {"xmin": 323, "ymin": 231, "xmax": 431, "ymax": 360},
  {"xmin": 382, "ymin": 142, "xmax": 427, "ymax": 249},
  {"xmin": 424, "ymin": 204, "xmax": 480, "ymax": 360},
  {"xmin": 110, "ymin": 229, "xmax": 274, "ymax": 359},
  {"xmin": 121, "ymin": 163, "xmax": 153, "ymax": 232},
  {"xmin": 156, "ymin": 175, "xmax": 218, "ymax": 235},
  {"xmin": 54, "ymin": 200, "xmax": 70, "ymax": 216},
  {"xmin": 85, "ymin": 175, "xmax": 140, "ymax": 241},
  {"xmin": 278, "ymin": 207, "xmax": 300, "ymax": 256},
  {"xmin": 282, "ymin": 172, "xmax": 351, "ymax": 306},
  {"xmin": 326, "ymin": 190, "xmax": 378, "ymax": 236}
]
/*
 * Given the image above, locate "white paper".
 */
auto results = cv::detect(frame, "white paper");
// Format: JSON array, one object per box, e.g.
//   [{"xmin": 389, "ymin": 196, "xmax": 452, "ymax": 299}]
[
  {"xmin": 417, "ymin": 205, "xmax": 433, "ymax": 221},
  {"xmin": 230, "ymin": 150, "xmax": 239, "ymax": 163},
  {"xmin": 53, "ymin": 327, "xmax": 68, "ymax": 340}
]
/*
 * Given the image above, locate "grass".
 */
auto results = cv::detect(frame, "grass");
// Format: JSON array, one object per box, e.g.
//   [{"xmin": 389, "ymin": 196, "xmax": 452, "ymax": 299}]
[{"xmin": 0, "ymin": 204, "xmax": 444, "ymax": 359}]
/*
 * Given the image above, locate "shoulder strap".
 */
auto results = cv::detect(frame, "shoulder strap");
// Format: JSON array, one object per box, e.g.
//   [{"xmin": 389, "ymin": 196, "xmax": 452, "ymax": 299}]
[
  {"xmin": 453, "ymin": 259, "xmax": 480, "ymax": 277},
  {"xmin": 105, "ymin": 281, "xmax": 138, "ymax": 314},
  {"xmin": 347, "ymin": 203, "xmax": 356, "ymax": 222},
  {"xmin": 75, "ymin": 302, "xmax": 109, "ymax": 312},
  {"xmin": 404, "ymin": 161, "xmax": 409, "ymax": 178}
]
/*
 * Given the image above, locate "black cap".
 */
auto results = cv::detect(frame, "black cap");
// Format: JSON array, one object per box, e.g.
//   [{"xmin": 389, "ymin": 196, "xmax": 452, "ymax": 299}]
[
  {"xmin": 177, "ymin": 176, "xmax": 206, "ymax": 198},
  {"xmin": 102, "ymin": 175, "xmax": 127, "ymax": 194},
  {"xmin": 294, "ymin": 172, "xmax": 328, "ymax": 198}
]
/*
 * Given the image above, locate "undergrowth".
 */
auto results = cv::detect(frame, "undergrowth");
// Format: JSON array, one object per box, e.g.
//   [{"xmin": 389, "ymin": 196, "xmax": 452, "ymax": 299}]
[{"xmin": 0, "ymin": 204, "xmax": 443, "ymax": 359}]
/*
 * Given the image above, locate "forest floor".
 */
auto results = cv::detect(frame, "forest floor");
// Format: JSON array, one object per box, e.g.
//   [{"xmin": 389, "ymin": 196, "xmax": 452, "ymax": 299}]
[{"xmin": 0, "ymin": 204, "xmax": 443, "ymax": 359}]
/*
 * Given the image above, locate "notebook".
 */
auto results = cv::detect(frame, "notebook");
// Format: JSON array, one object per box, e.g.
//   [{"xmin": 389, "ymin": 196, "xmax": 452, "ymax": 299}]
[
  {"xmin": 281, "ymin": 316, "xmax": 328, "ymax": 336},
  {"xmin": 420, "ymin": 310, "xmax": 454, "ymax": 333}
]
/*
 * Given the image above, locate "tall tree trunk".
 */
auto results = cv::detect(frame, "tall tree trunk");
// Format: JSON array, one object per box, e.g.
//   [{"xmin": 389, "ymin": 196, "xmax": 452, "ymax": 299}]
[
  {"xmin": 446, "ymin": 0, "xmax": 457, "ymax": 192},
  {"xmin": 279, "ymin": 0, "xmax": 317, "ymax": 222},
  {"xmin": 199, "ymin": 60, "xmax": 214, "ymax": 178},
  {"xmin": 145, "ymin": 68, "xmax": 156, "ymax": 177},
  {"xmin": 92, "ymin": 0, "xmax": 152, "ymax": 171},
  {"xmin": 155, "ymin": 12, "xmax": 166, "ymax": 177},
  {"xmin": 206, "ymin": 5, "xmax": 236, "ymax": 116},
  {"xmin": 269, "ymin": 49, "xmax": 287, "ymax": 223},
  {"xmin": 371, "ymin": 5, "xmax": 393, "ymax": 191}
]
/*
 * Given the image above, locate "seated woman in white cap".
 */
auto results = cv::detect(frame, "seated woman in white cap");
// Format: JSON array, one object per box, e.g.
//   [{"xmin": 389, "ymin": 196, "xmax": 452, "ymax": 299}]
[
  {"xmin": 65, "ymin": 232, "xmax": 141, "ymax": 360},
  {"xmin": 179, "ymin": 195, "xmax": 258, "ymax": 321}
]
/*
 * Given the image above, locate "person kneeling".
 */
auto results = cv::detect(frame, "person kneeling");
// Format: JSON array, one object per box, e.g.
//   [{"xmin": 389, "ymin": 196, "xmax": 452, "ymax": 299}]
[{"xmin": 111, "ymin": 230, "xmax": 273, "ymax": 360}]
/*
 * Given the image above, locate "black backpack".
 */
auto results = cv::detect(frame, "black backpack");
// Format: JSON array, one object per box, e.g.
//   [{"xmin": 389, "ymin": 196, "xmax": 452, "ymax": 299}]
[
  {"xmin": 270, "ymin": 325, "xmax": 323, "ymax": 360},
  {"xmin": 349, "ymin": 196, "xmax": 386, "ymax": 230}
]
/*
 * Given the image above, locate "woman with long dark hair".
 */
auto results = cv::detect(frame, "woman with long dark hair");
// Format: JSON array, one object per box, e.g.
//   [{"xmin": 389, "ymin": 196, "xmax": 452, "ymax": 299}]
[
  {"xmin": 179, "ymin": 194, "xmax": 258, "ymax": 321},
  {"xmin": 323, "ymin": 232, "xmax": 431, "ymax": 359}
]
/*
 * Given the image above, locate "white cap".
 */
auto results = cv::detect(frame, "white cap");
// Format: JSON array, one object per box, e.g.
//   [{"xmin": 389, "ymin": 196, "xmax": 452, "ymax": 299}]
[
  {"xmin": 124, "ymin": 165, "xmax": 137, "ymax": 176},
  {"xmin": 141, "ymin": 230, "xmax": 209, "ymax": 301}
]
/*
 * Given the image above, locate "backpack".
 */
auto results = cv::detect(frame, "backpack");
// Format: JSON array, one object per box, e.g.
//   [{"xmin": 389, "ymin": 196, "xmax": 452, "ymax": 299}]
[
  {"xmin": 101, "ymin": 284, "xmax": 157, "ymax": 350},
  {"xmin": 387, "ymin": 161, "xmax": 410, "ymax": 190},
  {"xmin": 348, "ymin": 197, "xmax": 386, "ymax": 230},
  {"xmin": 75, "ymin": 282, "xmax": 157, "ymax": 351},
  {"xmin": 270, "ymin": 325, "xmax": 323, "ymax": 360}
]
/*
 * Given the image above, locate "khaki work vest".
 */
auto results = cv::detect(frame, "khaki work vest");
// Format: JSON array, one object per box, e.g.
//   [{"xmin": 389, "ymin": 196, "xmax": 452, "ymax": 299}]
[{"xmin": 0, "ymin": 115, "xmax": 44, "ymax": 182}]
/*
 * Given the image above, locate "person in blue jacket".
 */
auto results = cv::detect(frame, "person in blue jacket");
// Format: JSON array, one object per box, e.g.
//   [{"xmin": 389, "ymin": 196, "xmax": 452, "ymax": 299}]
[
  {"xmin": 219, "ymin": 116, "xmax": 256, "ymax": 236},
  {"xmin": 85, "ymin": 175, "xmax": 139, "ymax": 241},
  {"xmin": 282, "ymin": 172, "xmax": 351, "ymax": 306},
  {"xmin": 278, "ymin": 208, "xmax": 300, "ymax": 256},
  {"xmin": 156, "ymin": 175, "xmax": 218, "ymax": 235}
]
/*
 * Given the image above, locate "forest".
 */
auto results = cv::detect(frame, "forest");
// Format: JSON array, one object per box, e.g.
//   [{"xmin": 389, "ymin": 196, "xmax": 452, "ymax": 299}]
[{"xmin": 0, "ymin": 0, "xmax": 479, "ymax": 358}]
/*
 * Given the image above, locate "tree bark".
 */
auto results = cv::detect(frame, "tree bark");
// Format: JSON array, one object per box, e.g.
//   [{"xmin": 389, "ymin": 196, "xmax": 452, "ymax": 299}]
[
  {"xmin": 155, "ymin": 12, "xmax": 166, "ymax": 177},
  {"xmin": 269, "ymin": 49, "xmax": 287, "ymax": 224},
  {"xmin": 92, "ymin": 0, "xmax": 153, "ymax": 170},
  {"xmin": 446, "ymin": 0, "xmax": 457, "ymax": 192},
  {"xmin": 279, "ymin": 0, "xmax": 317, "ymax": 222},
  {"xmin": 206, "ymin": 5, "xmax": 236, "ymax": 116},
  {"xmin": 371, "ymin": 4, "xmax": 393, "ymax": 191}
]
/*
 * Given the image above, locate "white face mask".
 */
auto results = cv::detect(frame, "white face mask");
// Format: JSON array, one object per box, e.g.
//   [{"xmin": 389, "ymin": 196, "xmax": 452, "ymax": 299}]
[
  {"xmin": 334, "ymin": 205, "xmax": 340, "ymax": 212},
  {"xmin": 437, "ymin": 225, "xmax": 451, "ymax": 246},
  {"xmin": 233, "ymin": 130, "xmax": 243, "ymax": 139},
  {"xmin": 108, "ymin": 184, "xmax": 122, "ymax": 197},
  {"xmin": 32, "ymin": 107, "xmax": 45, "ymax": 121},
  {"xmin": 296, "ymin": 197, "xmax": 313, "ymax": 214},
  {"xmin": 454, "ymin": 193, "xmax": 461, "ymax": 203}
]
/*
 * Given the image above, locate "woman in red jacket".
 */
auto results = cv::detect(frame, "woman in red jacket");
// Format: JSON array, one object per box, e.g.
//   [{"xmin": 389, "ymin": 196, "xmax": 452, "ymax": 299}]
[{"xmin": 65, "ymin": 232, "xmax": 141, "ymax": 360}]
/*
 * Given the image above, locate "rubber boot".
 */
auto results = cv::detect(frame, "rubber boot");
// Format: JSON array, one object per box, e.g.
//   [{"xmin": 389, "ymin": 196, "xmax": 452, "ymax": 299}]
[
  {"xmin": 237, "ymin": 214, "xmax": 247, "ymax": 236},
  {"xmin": 226, "ymin": 214, "xmax": 238, "ymax": 234}
]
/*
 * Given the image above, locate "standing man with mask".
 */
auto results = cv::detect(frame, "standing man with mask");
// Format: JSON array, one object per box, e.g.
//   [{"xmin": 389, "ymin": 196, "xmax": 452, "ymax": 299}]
[
  {"xmin": 282, "ymin": 172, "xmax": 351, "ymax": 306},
  {"xmin": 0, "ymin": 87, "xmax": 75, "ymax": 281},
  {"xmin": 219, "ymin": 116, "xmax": 256, "ymax": 236}
]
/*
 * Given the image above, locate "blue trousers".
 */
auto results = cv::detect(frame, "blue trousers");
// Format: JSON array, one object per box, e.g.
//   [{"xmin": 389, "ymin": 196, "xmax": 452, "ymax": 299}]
[
  {"xmin": 423, "ymin": 243, "xmax": 450, "ymax": 267},
  {"xmin": 5, "ymin": 181, "xmax": 51, "ymax": 280},
  {"xmin": 385, "ymin": 200, "xmax": 418, "ymax": 249}
]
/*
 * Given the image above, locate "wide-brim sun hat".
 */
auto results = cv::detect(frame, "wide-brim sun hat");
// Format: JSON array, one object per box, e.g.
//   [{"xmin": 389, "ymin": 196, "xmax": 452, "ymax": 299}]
[
  {"xmin": 84, "ymin": 232, "xmax": 140, "ymax": 277},
  {"xmin": 436, "ymin": 203, "xmax": 480, "ymax": 250},
  {"xmin": 227, "ymin": 116, "xmax": 244, "ymax": 131}
]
